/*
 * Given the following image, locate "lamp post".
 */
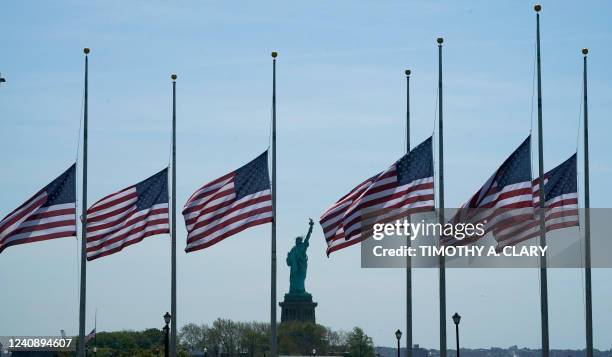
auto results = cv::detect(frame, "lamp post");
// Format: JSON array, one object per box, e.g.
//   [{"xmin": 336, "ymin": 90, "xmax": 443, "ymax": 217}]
[
  {"xmin": 204, "ymin": 347, "xmax": 208, "ymax": 357},
  {"xmin": 395, "ymin": 329, "xmax": 402, "ymax": 357},
  {"xmin": 164, "ymin": 312, "xmax": 171, "ymax": 357},
  {"xmin": 312, "ymin": 348, "xmax": 317, "ymax": 357},
  {"xmin": 452, "ymin": 313, "xmax": 461, "ymax": 357}
]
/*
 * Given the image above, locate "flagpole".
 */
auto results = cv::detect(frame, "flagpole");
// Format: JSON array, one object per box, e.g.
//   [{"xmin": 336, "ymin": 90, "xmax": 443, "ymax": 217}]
[
  {"xmin": 406, "ymin": 69, "xmax": 411, "ymax": 152},
  {"xmin": 270, "ymin": 51, "xmax": 278, "ymax": 357},
  {"xmin": 581, "ymin": 47, "xmax": 593, "ymax": 357},
  {"xmin": 78, "ymin": 47, "xmax": 90, "ymax": 357},
  {"xmin": 170, "ymin": 73, "xmax": 178, "ymax": 357},
  {"xmin": 436, "ymin": 37, "xmax": 446, "ymax": 357},
  {"xmin": 405, "ymin": 68, "xmax": 413, "ymax": 357},
  {"xmin": 534, "ymin": 5, "xmax": 550, "ymax": 357}
]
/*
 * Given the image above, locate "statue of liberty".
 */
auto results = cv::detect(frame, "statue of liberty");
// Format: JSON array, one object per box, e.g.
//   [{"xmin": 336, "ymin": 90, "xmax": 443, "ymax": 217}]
[{"xmin": 286, "ymin": 218, "xmax": 314, "ymax": 295}]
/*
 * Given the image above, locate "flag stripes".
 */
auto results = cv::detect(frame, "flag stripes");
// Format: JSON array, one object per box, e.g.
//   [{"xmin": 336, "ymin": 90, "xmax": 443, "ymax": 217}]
[
  {"xmin": 183, "ymin": 151, "xmax": 272, "ymax": 253},
  {"xmin": 442, "ymin": 136, "xmax": 534, "ymax": 246},
  {"xmin": 321, "ymin": 137, "xmax": 434, "ymax": 255},
  {"xmin": 85, "ymin": 328, "xmax": 96, "ymax": 344},
  {"xmin": 495, "ymin": 154, "xmax": 579, "ymax": 248},
  {"xmin": 86, "ymin": 168, "xmax": 169, "ymax": 261},
  {"xmin": 0, "ymin": 142, "xmax": 581, "ymax": 264},
  {"xmin": 0, "ymin": 164, "xmax": 76, "ymax": 254},
  {"xmin": 320, "ymin": 175, "xmax": 378, "ymax": 254}
]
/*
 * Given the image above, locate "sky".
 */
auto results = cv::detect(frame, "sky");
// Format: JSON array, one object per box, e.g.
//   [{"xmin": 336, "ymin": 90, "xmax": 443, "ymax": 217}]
[{"xmin": 1, "ymin": 0, "xmax": 611, "ymax": 351}]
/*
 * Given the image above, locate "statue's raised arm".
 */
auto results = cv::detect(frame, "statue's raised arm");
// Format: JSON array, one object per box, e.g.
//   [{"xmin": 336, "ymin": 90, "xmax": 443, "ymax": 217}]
[
  {"xmin": 304, "ymin": 218, "xmax": 314, "ymax": 245},
  {"xmin": 286, "ymin": 218, "xmax": 315, "ymax": 296}
]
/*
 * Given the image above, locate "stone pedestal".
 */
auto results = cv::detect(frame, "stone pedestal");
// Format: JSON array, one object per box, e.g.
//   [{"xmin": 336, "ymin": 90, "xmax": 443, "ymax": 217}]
[{"xmin": 279, "ymin": 293, "xmax": 318, "ymax": 323}]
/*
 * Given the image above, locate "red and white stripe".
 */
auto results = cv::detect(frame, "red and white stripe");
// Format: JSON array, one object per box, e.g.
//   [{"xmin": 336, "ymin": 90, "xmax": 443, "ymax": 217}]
[
  {"xmin": 321, "ymin": 166, "xmax": 434, "ymax": 256},
  {"xmin": 86, "ymin": 186, "xmax": 169, "ymax": 260},
  {"xmin": 0, "ymin": 191, "xmax": 76, "ymax": 254},
  {"xmin": 479, "ymin": 182, "xmax": 534, "ymax": 233},
  {"xmin": 494, "ymin": 178, "xmax": 579, "ymax": 249},
  {"xmin": 183, "ymin": 172, "xmax": 273, "ymax": 253},
  {"xmin": 443, "ymin": 177, "xmax": 534, "ymax": 247},
  {"xmin": 320, "ymin": 176, "xmax": 375, "ymax": 255},
  {"xmin": 85, "ymin": 328, "xmax": 96, "ymax": 344}
]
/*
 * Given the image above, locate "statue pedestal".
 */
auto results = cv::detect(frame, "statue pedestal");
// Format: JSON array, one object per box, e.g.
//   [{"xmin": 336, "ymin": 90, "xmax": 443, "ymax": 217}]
[{"xmin": 279, "ymin": 293, "xmax": 318, "ymax": 323}]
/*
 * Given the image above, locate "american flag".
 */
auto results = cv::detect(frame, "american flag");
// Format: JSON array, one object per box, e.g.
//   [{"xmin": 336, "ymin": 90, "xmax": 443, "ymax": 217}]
[
  {"xmin": 183, "ymin": 151, "xmax": 272, "ymax": 253},
  {"xmin": 320, "ymin": 137, "xmax": 435, "ymax": 255},
  {"xmin": 86, "ymin": 168, "xmax": 169, "ymax": 261},
  {"xmin": 494, "ymin": 153, "xmax": 578, "ymax": 249},
  {"xmin": 0, "ymin": 164, "xmax": 76, "ymax": 254},
  {"xmin": 85, "ymin": 328, "xmax": 96, "ymax": 344},
  {"xmin": 442, "ymin": 136, "xmax": 534, "ymax": 246}
]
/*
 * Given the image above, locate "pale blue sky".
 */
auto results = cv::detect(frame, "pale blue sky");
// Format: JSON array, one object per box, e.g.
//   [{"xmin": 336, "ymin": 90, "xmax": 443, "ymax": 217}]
[{"xmin": 1, "ymin": 0, "xmax": 611, "ymax": 350}]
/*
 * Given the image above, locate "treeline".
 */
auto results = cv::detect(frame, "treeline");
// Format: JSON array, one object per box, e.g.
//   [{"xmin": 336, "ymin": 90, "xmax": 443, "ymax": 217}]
[
  {"xmin": 84, "ymin": 328, "xmax": 172, "ymax": 357},
  {"xmin": 179, "ymin": 319, "xmax": 375, "ymax": 357},
  {"xmin": 82, "ymin": 319, "xmax": 375, "ymax": 357}
]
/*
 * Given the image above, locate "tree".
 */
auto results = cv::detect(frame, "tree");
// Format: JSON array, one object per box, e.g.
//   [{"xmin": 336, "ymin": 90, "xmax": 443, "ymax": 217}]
[
  {"xmin": 346, "ymin": 327, "xmax": 374, "ymax": 357},
  {"xmin": 179, "ymin": 319, "xmax": 271, "ymax": 357},
  {"xmin": 179, "ymin": 323, "xmax": 210, "ymax": 352},
  {"xmin": 237, "ymin": 321, "xmax": 269, "ymax": 357},
  {"xmin": 326, "ymin": 328, "xmax": 349, "ymax": 354},
  {"xmin": 85, "ymin": 320, "xmax": 371, "ymax": 357},
  {"xmin": 278, "ymin": 321, "xmax": 329, "ymax": 356},
  {"xmin": 212, "ymin": 318, "xmax": 242, "ymax": 355}
]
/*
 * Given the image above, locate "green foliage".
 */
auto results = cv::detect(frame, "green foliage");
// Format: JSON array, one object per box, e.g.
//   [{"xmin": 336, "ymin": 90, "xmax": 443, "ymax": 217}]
[
  {"xmin": 180, "ymin": 323, "xmax": 210, "ymax": 352},
  {"xmin": 89, "ymin": 329, "xmax": 160, "ymax": 356},
  {"xmin": 278, "ymin": 321, "xmax": 328, "ymax": 356},
  {"xmin": 326, "ymin": 328, "xmax": 349, "ymax": 353},
  {"xmin": 346, "ymin": 327, "xmax": 375, "ymax": 357},
  {"xmin": 85, "ymin": 329, "xmax": 190, "ymax": 357},
  {"xmin": 237, "ymin": 321, "xmax": 270, "ymax": 357},
  {"xmin": 77, "ymin": 319, "xmax": 371, "ymax": 357},
  {"xmin": 178, "ymin": 319, "xmax": 360, "ymax": 356},
  {"xmin": 179, "ymin": 318, "xmax": 271, "ymax": 357}
]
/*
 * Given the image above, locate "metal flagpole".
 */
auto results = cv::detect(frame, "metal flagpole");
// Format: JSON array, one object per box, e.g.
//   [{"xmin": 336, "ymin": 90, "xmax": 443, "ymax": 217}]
[
  {"xmin": 78, "ymin": 47, "xmax": 90, "ymax": 357},
  {"xmin": 171, "ymin": 73, "xmax": 178, "ymax": 357},
  {"xmin": 270, "ymin": 51, "xmax": 278, "ymax": 357},
  {"xmin": 581, "ymin": 47, "xmax": 593, "ymax": 357},
  {"xmin": 534, "ymin": 5, "xmax": 550, "ymax": 357},
  {"xmin": 436, "ymin": 37, "xmax": 446, "ymax": 357},
  {"xmin": 405, "ymin": 68, "xmax": 413, "ymax": 357}
]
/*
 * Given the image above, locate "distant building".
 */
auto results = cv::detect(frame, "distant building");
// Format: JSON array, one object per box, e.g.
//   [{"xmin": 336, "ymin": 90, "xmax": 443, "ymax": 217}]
[{"xmin": 412, "ymin": 344, "xmax": 429, "ymax": 357}]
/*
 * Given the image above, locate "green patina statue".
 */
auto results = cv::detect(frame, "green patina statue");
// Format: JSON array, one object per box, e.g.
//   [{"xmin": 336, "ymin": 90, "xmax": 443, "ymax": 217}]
[{"xmin": 286, "ymin": 218, "xmax": 314, "ymax": 295}]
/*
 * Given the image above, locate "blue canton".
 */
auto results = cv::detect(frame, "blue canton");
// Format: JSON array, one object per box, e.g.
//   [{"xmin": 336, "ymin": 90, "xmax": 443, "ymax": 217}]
[
  {"xmin": 234, "ymin": 151, "xmax": 271, "ymax": 200},
  {"xmin": 496, "ymin": 136, "xmax": 532, "ymax": 188},
  {"xmin": 544, "ymin": 153, "xmax": 577, "ymax": 200},
  {"xmin": 43, "ymin": 164, "xmax": 76, "ymax": 207},
  {"xmin": 396, "ymin": 137, "xmax": 433, "ymax": 185},
  {"xmin": 135, "ymin": 168, "xmax": 169, "ymax": 210}
]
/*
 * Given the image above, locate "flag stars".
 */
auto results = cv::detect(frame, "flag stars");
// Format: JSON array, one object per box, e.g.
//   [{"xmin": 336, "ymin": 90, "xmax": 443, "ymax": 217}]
[
  {"xmin": 544, "ymin": 155, "xmax": 577, "ymax": 199},
  {"xmin": 43, "ymin": 165, "xmax": 77, "ymax": 207},
  {"xmin": 1, "ymin": 164, "xmax": 77, "ymax": 253},
  {"xmin": 397, "ymin": 137, "xmax": 433, "ymax": 185},
  {"xmin": 136, "ymin": 169, "xmax": 169, "ymax": 210},
  {"xmin": 235, "ymin": 151, "xmax": 270, "ymax": 200},
  {"xmin": 497, "ymin": 137, "xmax": 532, "ymax": 188},
  {"xmin": 87, "ymin": 168, "xmax": 169, "ymax": 260},
  {"xmin": 183, "ymin": 151, "xmax": 273, "ymax": 253}
]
